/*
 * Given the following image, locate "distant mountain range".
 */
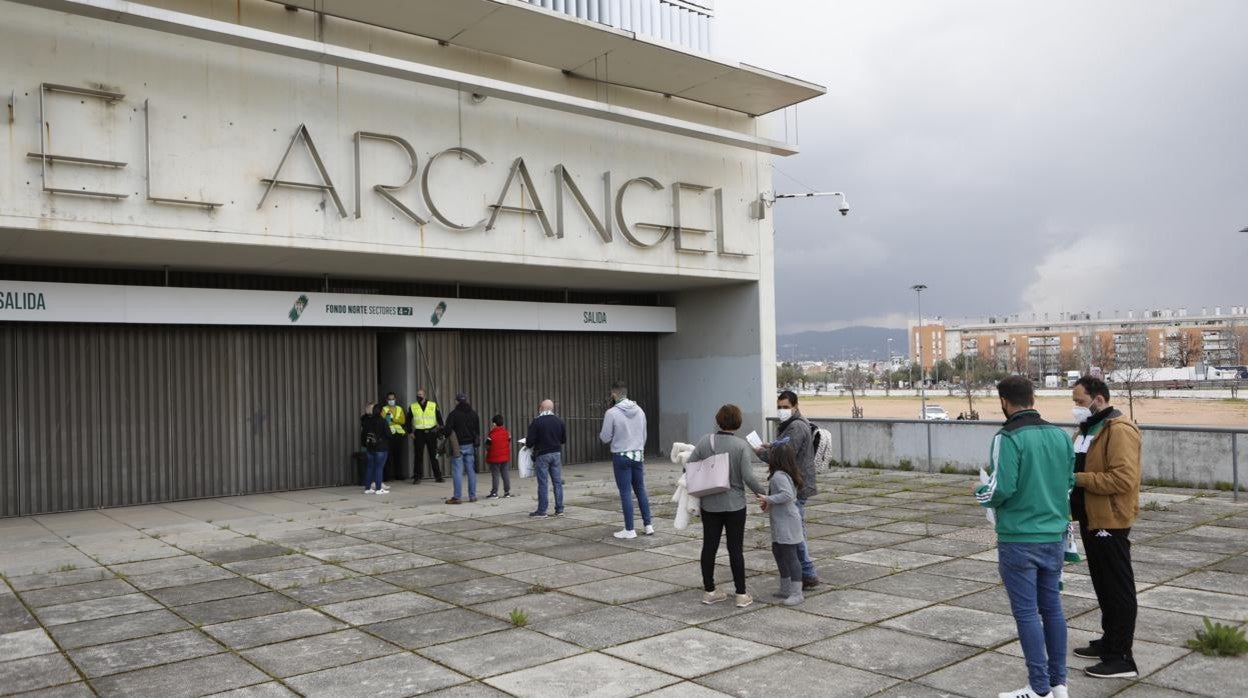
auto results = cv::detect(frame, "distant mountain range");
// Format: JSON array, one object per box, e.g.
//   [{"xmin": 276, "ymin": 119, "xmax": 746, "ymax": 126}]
[{"xmin": 777, "ymin": 326, "xmax": 909, "ymax": 362}]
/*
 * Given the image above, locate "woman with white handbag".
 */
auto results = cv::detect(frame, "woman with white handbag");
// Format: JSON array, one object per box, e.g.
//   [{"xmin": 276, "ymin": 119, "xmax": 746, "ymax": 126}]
[{"xmin": 686, "ymin": 404, "xmax": 766, "ymax": 609}]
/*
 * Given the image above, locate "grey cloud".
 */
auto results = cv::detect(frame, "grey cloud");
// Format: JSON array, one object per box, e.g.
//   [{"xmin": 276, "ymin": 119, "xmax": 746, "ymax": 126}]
[{"xmin": 717, "ymin": 1, "xmax": 1248, "ymax": 333}]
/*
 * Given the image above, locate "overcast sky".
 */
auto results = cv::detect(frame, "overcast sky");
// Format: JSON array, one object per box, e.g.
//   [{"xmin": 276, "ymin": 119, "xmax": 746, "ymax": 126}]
[{"xmin": 716, "ymin": 1, "xmax": 1248, "ymax": 334}]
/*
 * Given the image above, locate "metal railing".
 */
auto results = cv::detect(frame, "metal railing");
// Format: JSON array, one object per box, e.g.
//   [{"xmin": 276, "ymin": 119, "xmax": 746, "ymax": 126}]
[{"xmin": 768, "ymin": 418, "xmax": 1246, "ymax": 501}]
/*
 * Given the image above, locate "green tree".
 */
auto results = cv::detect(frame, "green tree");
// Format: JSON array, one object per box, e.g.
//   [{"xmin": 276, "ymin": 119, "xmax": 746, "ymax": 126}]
[{"xmin": 776, "ymin": 362, "xmax": 802, "ymax": 389}]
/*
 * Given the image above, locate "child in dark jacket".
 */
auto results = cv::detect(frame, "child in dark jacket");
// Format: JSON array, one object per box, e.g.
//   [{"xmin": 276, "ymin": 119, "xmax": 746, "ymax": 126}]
[{"xmin": 484, "ymin": 415, "xmax": 512, "ymax": 498}]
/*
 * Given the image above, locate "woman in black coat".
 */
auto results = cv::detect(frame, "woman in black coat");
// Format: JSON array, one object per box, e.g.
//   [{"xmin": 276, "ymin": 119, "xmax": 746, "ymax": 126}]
[{"xmin": 360, "ymin": 403, "xmax": 391, "ymax": 494}]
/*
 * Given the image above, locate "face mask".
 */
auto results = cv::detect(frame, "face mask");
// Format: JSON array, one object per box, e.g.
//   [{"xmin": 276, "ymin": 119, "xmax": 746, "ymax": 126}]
[
  {"xmin": 777, "ymin": 408, "xmax": 793, "ymax": 421},
  {"xmin": 1071, "ymin": 406, "xmax": 1092, "ymax": 423},
  {"xmin": 387, "ymin": 400, "xmax": 396, "ymax": 407}
]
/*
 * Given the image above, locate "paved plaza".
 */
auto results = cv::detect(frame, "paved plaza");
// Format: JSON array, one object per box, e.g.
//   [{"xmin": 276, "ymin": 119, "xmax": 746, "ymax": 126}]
[{"xmin": 2, "ymin": 462, "xmax": 1247, "ymax": 697}]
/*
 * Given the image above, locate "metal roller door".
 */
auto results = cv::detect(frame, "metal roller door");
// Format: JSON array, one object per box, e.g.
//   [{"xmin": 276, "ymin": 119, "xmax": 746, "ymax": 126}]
[
  {"xmin": 0, "ymin": 324, "xmax": 375, "ymax": 517},
  {"xmin": 458, "ymin": 332, "xmax": 659, "ymax": 464}
]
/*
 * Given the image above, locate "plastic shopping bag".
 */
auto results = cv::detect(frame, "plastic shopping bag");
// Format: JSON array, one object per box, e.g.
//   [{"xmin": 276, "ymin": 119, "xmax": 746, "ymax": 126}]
[
  {"xmin": 1064, "ymin": 521, "xmax": 1081, "ymax": 563},
  {"xmin": 518, "ymin": 446, "xmax": 534, "ymax": 478}
]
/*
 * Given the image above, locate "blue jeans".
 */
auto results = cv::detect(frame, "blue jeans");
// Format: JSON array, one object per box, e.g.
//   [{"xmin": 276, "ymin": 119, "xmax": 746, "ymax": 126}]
[
  {"xmin": 796, "ymin": 498, "xmax": 817, "ymax": 579},
  {"xmin": 451, "ymin": 444, "xmax": 477, "ymax": 499},
  {"xmin": 999, "ymin": 541, "xmax": 1067, "ymax": 694},
  {"xmin": 534, "ymin": 452, "xmax": 564, "ymax": 515},
  {"xmin": 612, "ymin": 454, "xmax": 651, "ymax": 531},
  {"xmin": 365, "ymin": 450, "xmax": 387, "ymax": 490}
]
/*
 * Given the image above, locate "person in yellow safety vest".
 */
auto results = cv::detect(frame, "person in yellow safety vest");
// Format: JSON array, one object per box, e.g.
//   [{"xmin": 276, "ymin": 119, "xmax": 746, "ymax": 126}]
[
  {"xmin": 380, "ymin": 392, "xmax": 407, "ymax": 483},
  {"xmin": 408, "ymin": 388, "xmax": 445, "ymax": 484}
]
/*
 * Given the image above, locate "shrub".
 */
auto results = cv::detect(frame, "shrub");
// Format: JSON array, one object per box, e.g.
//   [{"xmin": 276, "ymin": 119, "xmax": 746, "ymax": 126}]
[
  {"xmin": 1186, "ymin": 617, "xmax": 1248, "ymax": 657},
  {"xmin": 897, "ymin": 459, "xmax": 914, "ymax": 472},
  {"xmin": 509, "ymin": 608, "xmax": 529, "ymax": 627}
]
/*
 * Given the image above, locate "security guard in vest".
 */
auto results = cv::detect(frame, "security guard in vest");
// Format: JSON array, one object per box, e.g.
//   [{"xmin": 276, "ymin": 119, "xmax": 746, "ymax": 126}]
[
  {"xmin": 380, "ymin": 391, "xmax": 407, "ymax": 483},
  {"xmin": 408, "ymin": 388, "xmax": 445, "ymax": 484}
]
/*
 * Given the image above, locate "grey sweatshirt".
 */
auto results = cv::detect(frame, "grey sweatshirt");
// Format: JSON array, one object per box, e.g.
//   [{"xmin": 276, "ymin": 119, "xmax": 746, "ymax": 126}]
[
  {"xmin": 600, "ymin": 399, "xmax": 647, "ymax": 453},
  {"xmin": 759, "ymin": 414, "xmax": 818, "ymax": 499},
  {"xmin": 688, "ymin": 432, "xmax": 766, "ymax": 513},
  {"xmin": 764, "ymin": 471, "xmax": 803, "ymax": 544}
]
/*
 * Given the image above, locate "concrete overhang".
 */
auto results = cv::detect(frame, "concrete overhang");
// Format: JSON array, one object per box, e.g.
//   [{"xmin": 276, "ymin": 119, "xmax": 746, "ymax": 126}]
[
  {"xmin": 269, "ymin": 0, "xmax": 826, "ymax": 117},
  {"xmin": 9, "ymin": 0, "xmax": 801, "ymax": 156}
]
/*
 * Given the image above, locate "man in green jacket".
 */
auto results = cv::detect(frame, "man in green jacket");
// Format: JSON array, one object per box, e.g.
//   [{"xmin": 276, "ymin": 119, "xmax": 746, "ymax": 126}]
[{"xmin": 975, "ymin": 376, "xmax": 1075, "ymax": 698}]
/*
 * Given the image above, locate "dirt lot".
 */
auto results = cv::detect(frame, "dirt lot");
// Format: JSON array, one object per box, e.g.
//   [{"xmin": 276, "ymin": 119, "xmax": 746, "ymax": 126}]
[{"xmin": 799, "ymin": 394, "xmax": 1248, "ymax": 427}]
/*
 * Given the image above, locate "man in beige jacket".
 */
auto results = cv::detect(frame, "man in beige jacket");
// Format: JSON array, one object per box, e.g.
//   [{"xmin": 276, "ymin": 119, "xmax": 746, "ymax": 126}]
[{"xmin": 1069, "ymin": 375, "xmax": 1142, "ymax": 680}]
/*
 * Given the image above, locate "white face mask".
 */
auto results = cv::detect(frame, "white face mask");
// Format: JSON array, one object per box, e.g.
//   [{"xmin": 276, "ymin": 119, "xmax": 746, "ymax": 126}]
[
  {"xmin": 777, "ymin": 408, "xmax": 793, "ymax": 422},
  {"xmin": 1071, "ymin": 406, "xmax": 1092, "ymax": 423},
  {"xmin": 386, "ymin": 400, "xmax": 396, "ymax": 407}
]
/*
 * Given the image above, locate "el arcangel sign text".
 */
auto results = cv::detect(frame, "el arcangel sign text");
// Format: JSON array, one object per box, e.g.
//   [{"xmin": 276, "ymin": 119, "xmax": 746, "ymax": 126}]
[{"xmin": 23, "ymin": 83, "xmax": 750, "ymax": 258}]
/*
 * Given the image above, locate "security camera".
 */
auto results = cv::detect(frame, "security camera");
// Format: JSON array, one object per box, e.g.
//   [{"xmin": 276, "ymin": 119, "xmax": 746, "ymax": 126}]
[{"xmin": 836, "ymin": 193, "xmax": 850, "ymax": 216}]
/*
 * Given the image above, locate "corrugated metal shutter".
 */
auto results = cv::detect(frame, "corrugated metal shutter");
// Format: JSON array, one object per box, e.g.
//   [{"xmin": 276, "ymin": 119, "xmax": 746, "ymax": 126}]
[
  {"xmin": 0, "ymin": 324, "xmax": 374, "ymax": 517},
  {"xmin": 459, "ymin": 331, "xmax": 658, "ymax": 465}
]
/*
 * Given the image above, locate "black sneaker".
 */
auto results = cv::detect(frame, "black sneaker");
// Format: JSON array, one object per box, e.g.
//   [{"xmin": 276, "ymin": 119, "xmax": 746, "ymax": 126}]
[
  {"xmin": 1084, "ymin": 656, "xmax": 1138, "ymax": 679},
  {"xmin": 529, "ymin": 511, "xmax": 548, "ymax": 518},
  {"xmin": 553, "ymin": 511, "xmax": 565, "ymax": 517},
  {"xmin": 502, "ymin": 493, "xmax": 514, "ymax": 498},
  {"xmin": 485, "ymin": 493, "xmax": 499, "ymax": 499},
  {"xmin": 1073, "ymin": 639, "xmax": 1104, "ymax": 659}
]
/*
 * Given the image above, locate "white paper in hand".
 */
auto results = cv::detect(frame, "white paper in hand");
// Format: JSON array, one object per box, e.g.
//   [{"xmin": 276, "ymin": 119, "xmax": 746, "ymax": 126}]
[
  {"xmin": 745, "ymin": 431, "xmax": 763, "ymax": 449},
  {"xmin": 979, "ymin": 467, "xmax": 996, "ymax": 525}
]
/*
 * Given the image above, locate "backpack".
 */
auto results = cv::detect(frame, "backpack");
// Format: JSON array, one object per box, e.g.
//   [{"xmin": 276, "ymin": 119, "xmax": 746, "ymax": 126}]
[
  {"xmin": 362, "ymin": 427, "xmax": 380, "ymax": 449},
  {"xmin": 810, "ymin": 423, "xmax": 834, "ymax": 470}
]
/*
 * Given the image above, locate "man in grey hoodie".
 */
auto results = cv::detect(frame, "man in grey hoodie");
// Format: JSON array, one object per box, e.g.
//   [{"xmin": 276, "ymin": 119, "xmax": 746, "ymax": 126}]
[
  {"xmin": 599, "ymin": 380, "xmax": 653, "ymax": 539},
  {"xmin": 756, "ymin": 390, "xmax": 821, "ymax": 588}
]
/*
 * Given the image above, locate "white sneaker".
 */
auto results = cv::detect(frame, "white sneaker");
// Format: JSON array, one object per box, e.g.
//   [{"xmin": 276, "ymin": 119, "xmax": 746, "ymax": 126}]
[
  {"xmin": 702, "ymin": 589, "xmax": 727, "ymax": 605},
  {"xmin": 1050, "ymin": 686, "xmax": 1068, "ymax": 698},
  {"xmin": 376, "ymin": 487, "xmax": 390, "ymax": 494},
  {"xmin": 644, "ymin": 524, "xmax": 655, "ymax": 535},
  {"xmin": 997, "ymin": 687, "xmax": 1043, "ymax": 698},
  {"xmin": 364, "ymin": 488, "xmax": 375, "ymax": 495},
  {"xmin": 613, "ymin": 529, "xmax": 637, "ymax": 539}
]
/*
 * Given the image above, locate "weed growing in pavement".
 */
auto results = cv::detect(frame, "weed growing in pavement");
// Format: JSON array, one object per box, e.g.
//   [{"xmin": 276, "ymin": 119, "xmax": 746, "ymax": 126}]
[
  {"xmin": 1141, "ymin": 500, "xmax": 1170, "ymax": 512},
  {"xmin": 527, "ymin": 584, "xmax": 554, "ymax": 594},
  {"xmin": 1186, "ymin": 617, "xmax": 1248, "ymax": 657},
  {"xmin": 56, "ymin": 563, "xmax": 78, "ymax": 573},
  {"xmin": 897, "ymin": 459, "xmax": 914, "ymax": 472},
  {"xmin": 509, "ymin": 608, "xmax": 529, "ymax": 627}
]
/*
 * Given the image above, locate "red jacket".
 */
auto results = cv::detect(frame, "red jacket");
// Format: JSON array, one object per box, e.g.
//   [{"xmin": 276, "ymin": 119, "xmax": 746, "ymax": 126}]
[{"xmin": 486, "ymin": 425, "xmax": 511, "ymax": 464}]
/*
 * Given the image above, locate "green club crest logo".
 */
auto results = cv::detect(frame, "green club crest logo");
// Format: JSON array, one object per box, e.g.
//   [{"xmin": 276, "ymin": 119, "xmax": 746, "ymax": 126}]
[
  {"xmin": 289, "ymin": 294, "xmax": 309, "ymax": 322},
  {"xmin": 430, "ymin": 300, "xmax": 447, "ymax": 326}
]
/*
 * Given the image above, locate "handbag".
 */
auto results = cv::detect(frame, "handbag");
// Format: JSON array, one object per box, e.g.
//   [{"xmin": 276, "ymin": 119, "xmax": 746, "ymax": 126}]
[
  {"xmin": 684, "ymin": 435, "xmax": 731, "ymax": 498},
  {"xmin": 518, "ymin": 447, "xmax": 535, "ymax": 478}
]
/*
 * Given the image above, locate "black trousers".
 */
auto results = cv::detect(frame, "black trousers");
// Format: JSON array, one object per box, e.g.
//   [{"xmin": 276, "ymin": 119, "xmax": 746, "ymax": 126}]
[
  {"xmin": 385, "ymin": 434, "xmax": 405, "ymax": 481},
  {"xmin": 701, "ymin": 508, "xmax": 747, "ymax": 595},
  {"xmin": 1081, "ymin": 523, "xmax": 1137, "ymax": 658},
  {"xmin": 411, "ymin": 429, "xmax": 442, "ymax": 481}
]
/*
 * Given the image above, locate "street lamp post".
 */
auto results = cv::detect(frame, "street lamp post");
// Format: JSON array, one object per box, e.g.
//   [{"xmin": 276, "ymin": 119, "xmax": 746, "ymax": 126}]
[
  {"xmin": 912, "ymin": 284, "xmax": 928, "ymax": 419},
  {"xmin": 886, "ymin": 337, "xmax": 893, "ymax": 395}
]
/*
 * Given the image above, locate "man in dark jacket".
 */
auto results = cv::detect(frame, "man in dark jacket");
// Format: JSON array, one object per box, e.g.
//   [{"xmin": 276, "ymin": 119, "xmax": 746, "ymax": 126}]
[
  {"xmin": 444, "ymin": 393, "xmax": 480, "ymax": 504},
  {"xmin": 756, "ymin": 390, "xmax": 820, "ymax": 588},
  {"xmin": 525, "ymin": 399, "xmax": 566, "ymax": 518}
]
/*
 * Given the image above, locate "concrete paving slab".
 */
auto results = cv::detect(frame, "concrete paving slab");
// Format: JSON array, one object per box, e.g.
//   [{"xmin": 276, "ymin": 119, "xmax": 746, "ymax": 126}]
[
  {"xmin": 838, "ymin": 548, "xmax": 954, "ymax": 571},
  {"xmin": 603, "ymin": 628, "xmax": 777, "ymax": 679},
  {"xmin": 1068, "ymin": 606, "xmax": 1212, "ymax": 648},
  {"xmin": 419, "ymin": 627, "xmax": 583, "ymax": 679},
  {"xmin": 635, "ymin": 560, "xmax": 742, "ymax": 589},
  {"xmin": 204, "ymin": 681, "xmax": 298, "ymax": 696},
  {"xmin": 624, "ymin": 589, "xmax": 758, "ymax": 625},
  {"xmin": 280, "ymin": 576, "xmax": 403, "ymax": 607},
  {"xmin": 423, "ymin": 575, "xmax": 534, "ymax": 605},
  {"xmin": 855, "ymin": 571, "xmax": 993, "ymax": 602},
  {"xmin": 915, "ymin": 649, "xmax": 1026, "ymax": 697},
  {"xmin": 1210, "ymin": 554, "xmax": 1248, "ymax": 574},
  {"xmin": 35, "ymin": 592, "xmax": 162, "ymax": 626},
  {"xmin": 799, "ymin": 626, "xmax": 986, "ymax": 680},
  {"xmin": 0, "ymin": 652, "xmax": 81, "ymax": 694},
  {"xmin": 922, "ymin": 558, "xmax": 1003, "ymax": 584},
  {"xmin": 223, "ymin": 554, "xmax": 323, "ymax": 576},
  {"xmin": 460, "ymin": 552, "xmax": 567, "ymax": 575},
  {"xmin": 800, "ymin": 589, "xmax": 931, "ymax": 623},
  {"xmin": 881, "ymin": 605, "xmax": 1020, "ymax": 648},
  {"xmin": 485, "ymin": 651, "xmax": 678, "ymax": 697},
  {"xmin": 89, "ymin": 652, "xmax": 269, "ymax": 697},
  {"xmin": 892, "ymin": 537, "xmax": 994, "ymax": 558},
  {"xmin": 249, "ymin": 564, "xmax": 356, "ymax": 590},
  {"xmin": 1166, "ymin": 569, "xmax": 1248, "ymax": 596},
  {"xmin": 639, "ymin": 683, "xmax": 733, "ymax": 697},
  {"xmin": 47, "ymin": 608, "xmax": 190, "ymax": 650},
  {"xmin": 7, "ymin": 681, "xmax": 98, "ymax": 697},
  {"xmin": 338, "ymin": 552, "xmax": 441, "ymax": 575},
  {"xmin": 148, "ymin": 577, "xmax": 267, "ymax": 607},
  {"xmin": 542, "ymin": 541, "xmax": 640, "ymax": 562},
  {"xmin": 366, "ymin": 607, "xmax": 510, "ymax": 649},
  {"xmin": 0, "ymin": 628, "xmax": 58, "ymax": 662},
  {"xmin": 106, "ymin": 554, "xmax": 207, "ymax": 577},
  {"xmin": 531, "ymin": 605, "xmax": 684, "ymax": 650},
  {"xmin": 0, "ymin": 594, "xmax": 40, "ymax": 634},
  {"xmin": 1136, "ymin": 584, "xmax": 1248, "ymax": 622},
  {"xmin": 127, "ymin": 564, "xmax": 239, "ymax": 591},
  {"xmin": 1115, "ymin": 685, "xmax": 1203, "ymax": 698},
  {"xmin": 424, "ymin": 543, "xmax": 516, "ymax": 562},
  {"xmin": 320, "ymin": 591, "xmax": 451, "ymax": 625},
  {"xmin": 241, "ymin": 629, "xmax": 399, "ymax": 678},
  {"xmin": 697, "ymin": 650, "xmax": 898, "ymax": 698},
  {"xmin": 583, "ymin": 550, "xmax": 688, "ymax": 575},
  {"xmin": 471, "ymin": 591, "xmax": 606, "ymax": 623},
  {"xmin": 998, "ymin": 626, "xmax": 1189, "ymax": 679},
  {"xmin": 196, "ymin": 543, "xmax": 294, "ymax": 565},
  {"xmin": 175, "ymin": 590, "xmax": 301, "ymax": 626},
  {"xmin": 503, "ymin": 561, "xmax": 622, "ymax": 588},
  {"xmin": 378, "ymin": 563, "xmax": 489, "ymax": 589},
  {"xmin": 284, "ymin": 652, "xmax": 469, "ymax": 697},
  {"xmin": 7, "ymin": 568, "xmax": 116, "ymax": 593},
  {"xmin": 562, "ymin": 575, "xmax": 685, "ymax": 605},
  {"xmin": 203, "ymin": 608, "xmax": 346, "ymax": 649},
  {"xmin": 305, "ymin": 543, "xmax": 397, "ymax": 562},
  {"xmin": 68, "ymin": 628, "xmax": 221, "ymax": 677},
  {"xmin": 701, "ymin": 606, "xmax": 859, "ymax": 649}
]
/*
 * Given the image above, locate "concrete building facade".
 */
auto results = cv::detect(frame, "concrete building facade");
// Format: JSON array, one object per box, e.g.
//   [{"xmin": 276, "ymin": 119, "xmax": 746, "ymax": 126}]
[{"xmin": 0, "ymin": 0, "xmax": 823, "ymax": 516}]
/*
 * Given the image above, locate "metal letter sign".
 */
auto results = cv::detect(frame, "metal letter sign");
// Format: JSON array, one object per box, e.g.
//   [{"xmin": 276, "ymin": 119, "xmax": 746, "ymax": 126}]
[
  {"xmin": 258, "ymin": 123, "xmax": 348, "ymax": 217},
  {"xmin": 614, "ymin": 177, "xmax": 671, "ymax": 248},
  {"xmin": 145, "ymin": 100, "xmax": 221, "ymax": 208},
  {"xmin": 422, "ymin": 147, "xmax": 488, "ymax": 230},
  {"xmin": 353, "ymin": 131, "xmax": 427, "ymax": 224},
  {"xmin": 28, "ymin": 83, "xmax": 128, "ymax": 199},
  {"xmin": 554, "ymin": 165, "xmax": 611, "ymax": 242},
  {"xmin": 486, "ymin": 157, "xmax": 554, "ymax": 238}
]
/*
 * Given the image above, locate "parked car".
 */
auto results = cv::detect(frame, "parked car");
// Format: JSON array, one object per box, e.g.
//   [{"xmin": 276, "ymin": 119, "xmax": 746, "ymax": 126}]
[{"xmin": 923, "ymin": 404, "xmax": 949, "ymax": 420}]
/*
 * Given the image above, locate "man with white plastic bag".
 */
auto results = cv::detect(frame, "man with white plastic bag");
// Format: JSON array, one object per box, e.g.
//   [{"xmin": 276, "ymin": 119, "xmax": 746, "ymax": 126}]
[{"xmin": 524, "ymin": 399, "xmax": 565, "ymax": 518}]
